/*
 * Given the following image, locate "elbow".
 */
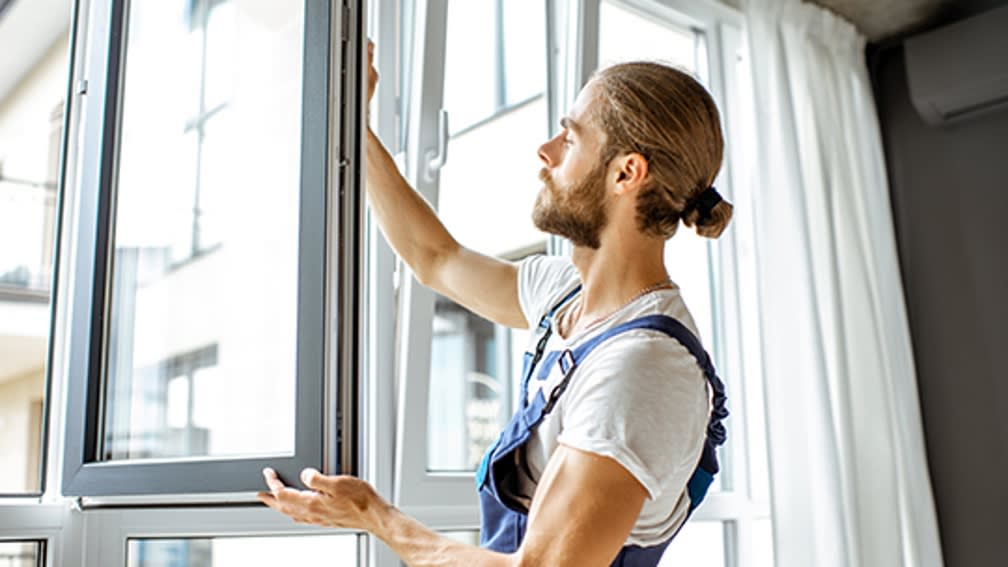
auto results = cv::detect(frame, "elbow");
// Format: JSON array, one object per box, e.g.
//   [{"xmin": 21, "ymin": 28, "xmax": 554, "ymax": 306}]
[
  {"xmin": 410, "ymin": 239, "xmax": 459, "ymax": 290},
  {"xmin": 411, "ymin": 263, "xmax": 436, "ymax": 288}
]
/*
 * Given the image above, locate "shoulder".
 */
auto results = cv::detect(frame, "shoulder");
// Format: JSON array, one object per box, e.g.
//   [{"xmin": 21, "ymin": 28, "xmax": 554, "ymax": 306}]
[
  {"xmin": 572, "ymin": 287, "xmax": 709, "ymax": 396},
  {"xmin": 576, "ymin": 330, "xmax": 709, "ymax": 403},
  {"xmin": 556, "ymin": 330, "xmax": 711, "ymax": 498},
  {"xmin": 517, "ymin": 255, "xmax": 580, "ymax": 327}
]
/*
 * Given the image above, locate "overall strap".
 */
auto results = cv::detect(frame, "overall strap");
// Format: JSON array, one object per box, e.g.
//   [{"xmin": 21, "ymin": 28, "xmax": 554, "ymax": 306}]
[
  {"xmin": 544, "ymin": 315, "xmax": 729, "ymax": 459},
  {"xmin": 518, "ymin": 284, "xmax": 583, "ymax": 411},
  {"xmin": 538, "ymin": 284, "xmax": 582, "ymax": 329}
]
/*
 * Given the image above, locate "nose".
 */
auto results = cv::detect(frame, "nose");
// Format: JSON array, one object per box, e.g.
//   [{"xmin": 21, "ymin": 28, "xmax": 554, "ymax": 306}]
[{"xmin": 537, "ymin": 132, "xmax": 562, "ymax": 167}]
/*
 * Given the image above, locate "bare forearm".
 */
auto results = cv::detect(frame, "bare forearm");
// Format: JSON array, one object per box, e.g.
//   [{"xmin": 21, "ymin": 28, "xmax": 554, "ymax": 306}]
[
  {"xmin": 370, "ymin": 503, "xmax": 514, "ymax": 567},
  {"xmin": 365, "ymin": 128, "xmax": 457, "ymax": 284}
]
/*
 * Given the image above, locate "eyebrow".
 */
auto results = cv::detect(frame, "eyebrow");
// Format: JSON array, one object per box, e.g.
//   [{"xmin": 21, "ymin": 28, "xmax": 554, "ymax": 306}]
[{"xmin": 560, "ymin": 116, "xmax": 581, "ymax": 134}]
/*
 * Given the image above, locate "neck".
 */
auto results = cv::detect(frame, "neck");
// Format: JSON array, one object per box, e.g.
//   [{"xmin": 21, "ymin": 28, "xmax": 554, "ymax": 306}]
[{"xmin": 568, "ymin": 234, "xmax": 669, "ymax": 333}]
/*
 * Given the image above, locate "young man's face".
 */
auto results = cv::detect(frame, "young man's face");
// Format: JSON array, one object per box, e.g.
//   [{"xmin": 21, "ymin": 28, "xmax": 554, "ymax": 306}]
[{"xmin": 532, "ymin": 84, "xmax": 612, "ymax": 249}]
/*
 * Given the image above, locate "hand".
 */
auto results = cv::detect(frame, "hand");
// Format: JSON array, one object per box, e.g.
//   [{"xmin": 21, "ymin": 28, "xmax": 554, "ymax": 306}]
[
  {"xmin": 367, "ymin": 40, "xmax": 379, "ymax": 104},
  {"xmin": 257, "ymin": 467, "xmax": 388, "ymax": 531}
]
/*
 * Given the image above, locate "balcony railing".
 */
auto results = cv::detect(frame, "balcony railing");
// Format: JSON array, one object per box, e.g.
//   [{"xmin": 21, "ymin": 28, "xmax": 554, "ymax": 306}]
[{"xmin": 0, "ymin": 177, "xmax": 56, "ymax": 299}]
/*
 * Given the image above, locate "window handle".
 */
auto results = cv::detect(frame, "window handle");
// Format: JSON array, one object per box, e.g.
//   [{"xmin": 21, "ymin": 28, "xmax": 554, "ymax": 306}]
[{"xmin": 424, "ymin": 108, "xmax": 449, "ymax": 182}]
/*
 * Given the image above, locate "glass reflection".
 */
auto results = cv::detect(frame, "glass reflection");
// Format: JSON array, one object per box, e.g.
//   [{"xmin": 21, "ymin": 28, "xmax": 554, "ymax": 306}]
[{"xmin": 102, "ymin": 0, "xmax": 304, "ymax": 460}]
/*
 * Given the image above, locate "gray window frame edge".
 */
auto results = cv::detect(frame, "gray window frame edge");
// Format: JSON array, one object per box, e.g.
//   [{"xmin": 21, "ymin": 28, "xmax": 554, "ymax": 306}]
[{"xmin": 60, "ymin": 0, "xmax": 350, "ymax": 497}]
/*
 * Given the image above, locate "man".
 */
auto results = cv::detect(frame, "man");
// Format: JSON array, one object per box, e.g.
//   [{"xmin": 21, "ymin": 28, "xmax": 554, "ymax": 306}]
[{"xmin": 259, "ymin": 41, "xmax": 731, "ymax": 566}]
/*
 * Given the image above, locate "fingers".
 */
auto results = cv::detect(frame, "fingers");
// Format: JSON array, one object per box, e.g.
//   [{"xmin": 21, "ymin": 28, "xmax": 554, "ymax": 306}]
[
  {"xmin": 262, "ymin": 467, "xmax": 287, "ymax": 493},
  {"xmin": 263, "ymin": 466, "xmax": 328, "ymax": 495},
  {"xmin": 300, "ymin": 468, "xmax": 349, "ymax": 497},
  {"xmin": 258, "ymin": 467, "xmax": 381, "ymax": 531},
  {"xmin": 300, "ymin": 467, "xmax": 326, "ymax": 490},
  {"xmin": 366, "ymin": 40, "xmax": 379, "ymax": 104},
  {"xmin": 261, "ymin": 468, "xmax": 309, "ymax": 504},
  {"xmin": 258, "ymin": 469, "xmax": 321, "ymax": 524}
]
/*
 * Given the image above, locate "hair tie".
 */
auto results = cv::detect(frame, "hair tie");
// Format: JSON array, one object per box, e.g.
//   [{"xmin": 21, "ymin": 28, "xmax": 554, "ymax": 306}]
[{"xmin": 693, "ymin": 186, "xmax": 722, "ymax": 222}]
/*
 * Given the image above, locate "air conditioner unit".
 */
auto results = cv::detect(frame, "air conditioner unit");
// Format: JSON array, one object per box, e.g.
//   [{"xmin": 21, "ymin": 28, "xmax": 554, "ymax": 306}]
[{"xmin": 904, "ymin": 4, "xmax": 1008, "ymax": 126}]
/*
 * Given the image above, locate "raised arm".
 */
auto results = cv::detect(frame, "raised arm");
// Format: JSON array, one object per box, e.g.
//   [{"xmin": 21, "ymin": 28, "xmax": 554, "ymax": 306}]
[
  {"xmin": 365, "ymin": 43, "xmax": 526, "ymax": 329},
  {"xmin": 258, "ymin": 444, "xmax": 647, "ymax": 567}
]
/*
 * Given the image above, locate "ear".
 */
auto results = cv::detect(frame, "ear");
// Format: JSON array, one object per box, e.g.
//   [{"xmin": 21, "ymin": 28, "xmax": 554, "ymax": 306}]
[{"xmin": 612, "ymin": 153, "xmax": 649, "ymax": 195}]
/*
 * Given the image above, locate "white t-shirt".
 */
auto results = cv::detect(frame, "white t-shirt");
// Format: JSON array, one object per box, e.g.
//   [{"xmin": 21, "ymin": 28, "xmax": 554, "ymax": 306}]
[{"xmin": 513, "ymin": 255, "xmax": 712, "ymax": 547}]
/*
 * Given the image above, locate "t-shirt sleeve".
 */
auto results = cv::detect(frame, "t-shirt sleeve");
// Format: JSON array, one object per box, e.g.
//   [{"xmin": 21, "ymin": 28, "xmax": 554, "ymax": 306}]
[
  {"xmin": 556, "ymin": 332, "xmax": 711, "ymax": 500},
  {"xmin": 517, "ymin": 254, "xmax": 579, "ymax": 329}
]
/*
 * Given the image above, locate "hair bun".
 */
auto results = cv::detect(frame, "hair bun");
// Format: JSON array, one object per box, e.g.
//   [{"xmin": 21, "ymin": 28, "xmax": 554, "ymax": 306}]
[{"xmin": 683, "ymin": 187, "xmax": 733, "ymax": 239}]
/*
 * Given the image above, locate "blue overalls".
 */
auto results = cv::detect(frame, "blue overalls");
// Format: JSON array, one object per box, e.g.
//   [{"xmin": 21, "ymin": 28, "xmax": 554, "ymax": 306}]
[{"xmin": 475, "ymin": 286, "xmax": 729, "ymax": 566}]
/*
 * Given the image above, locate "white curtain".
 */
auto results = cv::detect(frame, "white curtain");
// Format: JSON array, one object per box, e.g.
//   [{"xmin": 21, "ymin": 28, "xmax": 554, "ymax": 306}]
[{"xmin": 741, "ymin": 0, "xmax": 944, "ymax": 565}]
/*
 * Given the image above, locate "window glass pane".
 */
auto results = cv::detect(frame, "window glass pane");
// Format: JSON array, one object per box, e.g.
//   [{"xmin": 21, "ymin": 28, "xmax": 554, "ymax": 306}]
[
  {"xmin": 658, "ymin": 521, "xmax": 726, "ymax": 566},
  {"xmin": 427, "ymin": 0, "xmax": 548, "ymax": 472},
  {"xmin": 102, "ymin": 0, "xmax": 304, "ymax": 461},
  {"xmin": 502, "ymin": 1, "xmax": 546, "ymax": 104},
  {"xmin": 599, "ymin": 0, "xmax": 696, "ymax": 70},
  {"xmin": 0, "ymin": 541, "xmax": 42, "ymax": 567},
  {"xmin": 0, "ymin": 24, "xmax": 68, "ymax": 492},
  {"xmin": 443, "ymin": 1, "xmax": 496, "ymax": 132},
  {"xmin": 443, "ymin": 0, "xmax": 547, "ymax": 133},
  {"xmin": 127, "ymin": 535, "xmax": 357, "ymax": 567},
  {"xmin": 428, "ymin": 295, "xmax": 514, "ymax": 471},
  {"xmin": 438, "ymin": 1, "xmax": 548, "ymax": 259}
]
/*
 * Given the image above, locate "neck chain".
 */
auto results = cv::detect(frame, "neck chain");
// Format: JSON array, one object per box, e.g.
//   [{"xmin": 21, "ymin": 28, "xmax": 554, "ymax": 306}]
[{"xmin": 560, "ymin": 278, "xmax": 675, "ymax": 337}]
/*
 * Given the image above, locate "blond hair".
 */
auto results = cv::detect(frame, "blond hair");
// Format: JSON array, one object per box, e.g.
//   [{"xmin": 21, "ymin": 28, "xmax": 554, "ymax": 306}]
[{"xmin": 589, "ymin": 61, "xmax": 733, "ymax": 239}]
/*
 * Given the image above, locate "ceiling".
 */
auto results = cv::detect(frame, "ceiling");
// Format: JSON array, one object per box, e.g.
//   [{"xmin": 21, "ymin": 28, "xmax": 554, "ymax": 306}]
[
  {"xmin": 809, "ymin": 0, "xmax": 953, "ymax": 41},
  {"xmin": 716, "ymin": 0, "xmax": 957, "ymax": 41}
]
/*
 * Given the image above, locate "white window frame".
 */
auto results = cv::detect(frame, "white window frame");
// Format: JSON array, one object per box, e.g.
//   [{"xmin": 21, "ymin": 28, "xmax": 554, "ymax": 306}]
[
  {"xmin": 392, "ymin": 1, "xmax": 774, "ymax": 566},
  {"xmin": 0, "ymin": 504, "xmax": 77, "ymax": 567},
  {"xmin": 80, "ymin": 507, "xmax": 363, "ymax": 565}
]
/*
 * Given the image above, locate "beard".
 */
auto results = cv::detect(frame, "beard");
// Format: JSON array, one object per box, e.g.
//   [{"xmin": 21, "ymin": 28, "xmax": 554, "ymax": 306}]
[{"xmin": 531, "ymin": 162, "xmax": 610, "ymax": 249}]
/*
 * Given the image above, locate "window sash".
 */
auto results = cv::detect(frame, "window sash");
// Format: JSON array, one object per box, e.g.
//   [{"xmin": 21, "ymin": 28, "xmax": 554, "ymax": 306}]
[{"xmin": 59, "ymin": 0, "xmax": 355, "ymax": 497}]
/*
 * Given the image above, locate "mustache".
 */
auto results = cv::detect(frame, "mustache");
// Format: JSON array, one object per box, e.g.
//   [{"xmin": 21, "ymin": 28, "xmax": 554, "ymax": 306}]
[{"xmin": 538, "ymin": 168, "xmax": 551, "ymax": 184}]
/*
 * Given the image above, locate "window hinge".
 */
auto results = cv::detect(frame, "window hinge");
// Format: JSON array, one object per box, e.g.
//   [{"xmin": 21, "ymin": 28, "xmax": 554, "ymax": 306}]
[{"xmin": 76, "ymin": 79, "xmax": 88, "ymax": 95}]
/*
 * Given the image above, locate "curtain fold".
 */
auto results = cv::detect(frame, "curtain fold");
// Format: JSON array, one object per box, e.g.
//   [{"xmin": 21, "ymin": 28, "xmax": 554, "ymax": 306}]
[{"xmin": 740, "ymin": 0, "xmax": 944, "ymax": 565}]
